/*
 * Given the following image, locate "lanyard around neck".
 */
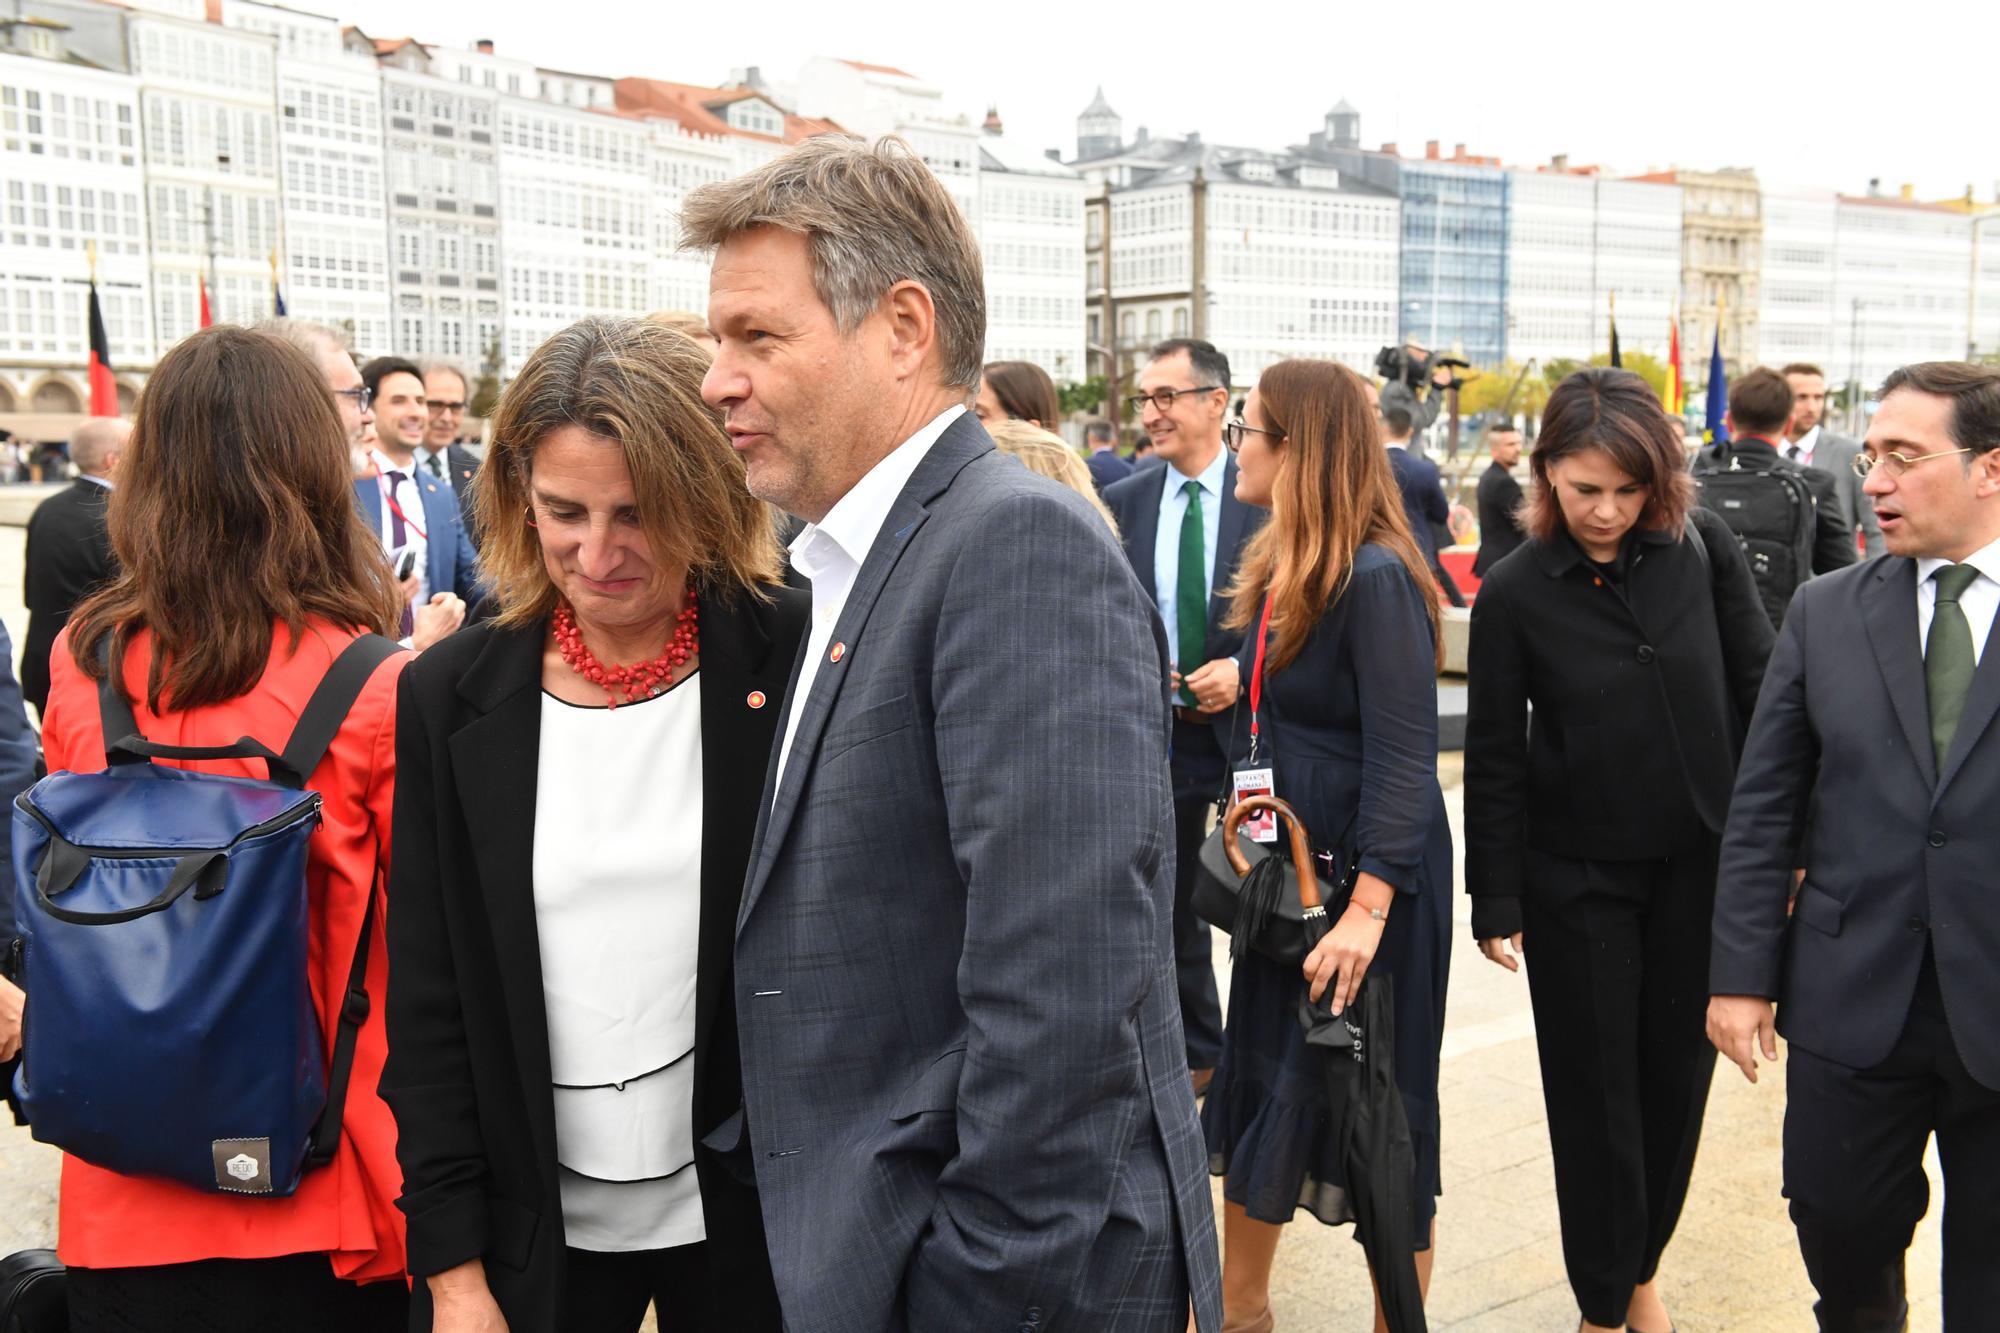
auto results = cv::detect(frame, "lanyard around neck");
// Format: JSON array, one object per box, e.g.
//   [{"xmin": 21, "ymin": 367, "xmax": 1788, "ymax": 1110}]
[
  {"xmin": 1247, "ymin": 595, "xmax": 1273, "ymax": 757},
  {"xmin": 373, "ymin": 463, "xmax": 427, "ymax": 541}
]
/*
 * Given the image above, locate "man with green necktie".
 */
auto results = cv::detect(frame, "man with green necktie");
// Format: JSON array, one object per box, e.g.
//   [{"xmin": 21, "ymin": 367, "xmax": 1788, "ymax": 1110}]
[
  {"xmin": 1708, "ymin": 361, "xmax": 2000, "ymax": 1332},
  {"xmin": 1103, "ymin": 338, "xmax": 1263, "ymax": 1097}
]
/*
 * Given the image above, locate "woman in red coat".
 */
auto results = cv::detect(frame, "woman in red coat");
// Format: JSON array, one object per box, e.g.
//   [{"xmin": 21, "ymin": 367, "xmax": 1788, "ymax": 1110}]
[{"xmin": 39, "ymin": 326, "xmax": 412, "ymax": 1330}]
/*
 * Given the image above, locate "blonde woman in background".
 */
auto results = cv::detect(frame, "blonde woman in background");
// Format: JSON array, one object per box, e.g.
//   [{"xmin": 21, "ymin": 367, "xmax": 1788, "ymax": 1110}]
[{"xmin": 986, "ymin": 419, "xmax": 1119, "ymax": 536}]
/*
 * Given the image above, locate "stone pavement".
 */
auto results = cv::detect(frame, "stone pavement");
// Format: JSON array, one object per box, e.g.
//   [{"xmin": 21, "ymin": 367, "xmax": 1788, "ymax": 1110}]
[{"xmin": 0, "ymin": 520, "xmax": 1946, "ymax": 1329}]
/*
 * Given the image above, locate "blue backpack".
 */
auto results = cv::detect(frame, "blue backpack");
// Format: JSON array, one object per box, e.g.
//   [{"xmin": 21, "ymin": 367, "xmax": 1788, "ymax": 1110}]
[{"xmin": 9, "ymin": 634, "xmax": 398, "ymax": 1196}]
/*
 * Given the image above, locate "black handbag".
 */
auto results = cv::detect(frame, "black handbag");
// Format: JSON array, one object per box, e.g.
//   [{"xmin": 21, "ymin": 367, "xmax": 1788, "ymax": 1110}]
[
  {"xmin": 1189, "ymin": 596, "xmax": 1358, "ymax": 964},
  {"xmin": 1194, "ymin": 794, "xmax": 1355, "ymax": 965},
  {"xmin": 0, "ymin": 1250, "xmax": 65, "ymax": 1333}
]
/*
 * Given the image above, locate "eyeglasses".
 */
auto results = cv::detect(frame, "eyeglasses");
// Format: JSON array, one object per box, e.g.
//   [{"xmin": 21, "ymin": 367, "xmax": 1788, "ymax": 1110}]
[
  {"xmin": 428, "ymin": 400, "xmax": 467, "ymax": 414},
  {"xmin": 1224, "ymin": 418, "xmax": 1284, "ymax": 454},
  {"xmin": 332, "ymin": 386, "xmax": 372, "ymax": 411},
  {"xmin": 1851, "ymin": 446, "xmax": 1982, "ymax": 478},
  {"xmin": 1126, "ymin": 385, "xmax": 1223, "ymax": 414}
]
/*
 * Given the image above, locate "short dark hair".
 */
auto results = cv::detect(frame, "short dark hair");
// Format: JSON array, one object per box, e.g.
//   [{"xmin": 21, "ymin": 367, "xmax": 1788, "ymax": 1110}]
[
  {"xmin": 1489, "ymin": 422, "xmax": 1522, "ymax": 438},
  {"xmin": 1879, "ymin": 361, "xmax": 2000, "ymax": 456},
  {"xmin": 1382, "ymin": 407, "xmax": 1413, "ymax": 437},
  {"xmin": 1526, "ymin": 367, "xmax": 1694, "ymax": 545},
  {"xmin": 361, "ymin": 355, "xmax": 423, "ymax": 399},
  {"xmin": 1084, "ymin": 418, "xmax": 1115, "ymax": 444},
  {"xmin": 1132, "ymin": 434, "xmax": 1155, "ymax": 454},
  {"xmin": 979, "ymin": 360, "xmax": 1061, "ymax": 429},
  {"xmin": 1147, "ymin": 337, "xmax": 1231, "ymax": 393},
  {"xmin": 1781, "ymin": 362, "xmax": 1826, "ymax": 382},
  {"xmin": 1728, "ymin": 367, "xmax": 1795, "ymax": 436}
]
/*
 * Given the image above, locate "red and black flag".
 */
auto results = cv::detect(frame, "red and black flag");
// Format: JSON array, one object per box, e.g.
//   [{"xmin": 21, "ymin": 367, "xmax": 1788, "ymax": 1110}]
[{"xmin": 86, "ymin": 280, "xmax": 117, "ymax": 417}]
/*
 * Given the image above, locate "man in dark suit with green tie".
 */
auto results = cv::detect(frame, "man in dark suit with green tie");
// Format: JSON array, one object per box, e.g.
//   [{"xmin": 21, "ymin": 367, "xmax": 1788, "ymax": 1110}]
[
  {"xmin": 1710, "ymin": 361, "xmax": 2000, "ymax": 1331},
  {"xmin": 1103, "ymin": 338, "xmax": 1263, "ymax": 1094}
]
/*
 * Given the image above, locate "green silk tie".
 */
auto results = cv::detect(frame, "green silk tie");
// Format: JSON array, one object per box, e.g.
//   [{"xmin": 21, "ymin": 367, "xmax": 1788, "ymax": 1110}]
[
  {"xmin": 1177, "ymin": 479, "xmax": 1207, "ymax": 708},
  {"xmin": 1926, "ymin": 563, "xmax": 1981, "ymax": 767}
]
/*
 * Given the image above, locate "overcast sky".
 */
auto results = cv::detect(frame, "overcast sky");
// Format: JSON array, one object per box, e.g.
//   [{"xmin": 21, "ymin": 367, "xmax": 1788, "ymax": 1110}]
[{"xmin": 336, "ymin": 0, "xmax": 1994, "ymax": 202}]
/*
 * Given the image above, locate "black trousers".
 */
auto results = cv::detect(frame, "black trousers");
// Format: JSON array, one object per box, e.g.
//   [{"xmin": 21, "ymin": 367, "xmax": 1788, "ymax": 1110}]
[
  {"xmin": 562, "ymin": 1241, "xmax": 754, "ymax": 1333},
  {"xmin": 1785, "ymin": 948, "xmax": 2000, "ymax": 1333},
  {"xmin": 1170, "ymin": 718, "xmax": 1226, "ymax": 1071},
  {"xmin": 1521, "ymin": 842, "xmax": 1718, "ymax": 1328},
  {"xmin": 68, "ymin": 1253, "xmax": 407, "ymax": 1332}
]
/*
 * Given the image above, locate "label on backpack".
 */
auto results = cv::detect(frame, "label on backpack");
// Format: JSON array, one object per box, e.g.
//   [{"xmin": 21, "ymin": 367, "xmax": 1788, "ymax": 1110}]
[{"xmin": 212, "ymin": 1138, "xmax": 274, "ymax": 1193}]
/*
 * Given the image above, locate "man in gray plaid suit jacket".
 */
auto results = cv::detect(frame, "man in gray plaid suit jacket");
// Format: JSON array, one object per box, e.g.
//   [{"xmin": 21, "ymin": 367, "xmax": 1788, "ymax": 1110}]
[{"xmin": 687, "ymin": 138, "xmax": 1222, "ymax": 1330}]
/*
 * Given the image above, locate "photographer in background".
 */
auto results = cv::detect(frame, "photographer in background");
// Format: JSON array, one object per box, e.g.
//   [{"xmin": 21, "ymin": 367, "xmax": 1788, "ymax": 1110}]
[{"xmin": 1378, "ymin": 339, "xmax": 1463, "ymax": 458}]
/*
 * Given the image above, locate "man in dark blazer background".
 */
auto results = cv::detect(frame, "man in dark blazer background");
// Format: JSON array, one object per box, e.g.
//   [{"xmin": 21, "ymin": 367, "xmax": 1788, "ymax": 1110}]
[
  {"xmin": 1103, "ymin": 336, "xmax": 1262, "ymax": 1097},
  {"xmin": 418, "ymin": 361, "xmax": 486, "ymax": 545},
  {"xmin": 1709, "ymin": 361, "xmax": 2000, "ymax": 1331},
  {"xmin": 1471, "ymin": 422, "xmax": 1526, "ymax": 578},
  {"xmin": 1385, "ymin": 405, "xmax": 1465, "ymax": 606},
  {"xmin": 1786, "ymin": 361, "xmax": 1884, "ymax": 558},
  {"xmin": 356, "ymin": 357, "xmax": 482, "ymax": 641},
  {"xmin": 689, "ymin": 137, "xmax": 1220, "ymax": 1331},
  {"xmin": 21, "ymin": 416, "xmax": 125, "ymax": 719},
  {"xmin": 1084, "ymin": 417, "xmax": 1133, "ymax": 493}
]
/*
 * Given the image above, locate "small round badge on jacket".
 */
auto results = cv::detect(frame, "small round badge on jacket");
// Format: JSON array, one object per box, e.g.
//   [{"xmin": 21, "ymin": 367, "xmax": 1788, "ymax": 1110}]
[
  {"xmin": 830, "ymin": 642, "xmax": 846, "ymax": 664},
  {"xmin": 746, "ymin": 691, "xmax": 767, "ymax": 710}
]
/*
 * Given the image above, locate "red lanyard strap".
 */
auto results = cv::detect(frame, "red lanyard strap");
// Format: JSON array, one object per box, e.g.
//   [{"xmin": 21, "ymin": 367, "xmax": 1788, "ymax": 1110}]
[
  {"xmin": 374, "ymin": 464, "xmax": 427, "ymax": 541},
  {"xmin": 1248, "ymin": 595, "xmax": 1273, "ymax": 746}
]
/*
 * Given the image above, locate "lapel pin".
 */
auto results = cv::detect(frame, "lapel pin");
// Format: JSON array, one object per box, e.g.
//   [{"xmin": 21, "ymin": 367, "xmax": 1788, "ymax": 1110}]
[
  {"xmin": 746, "ymin": 691, "xmax": 767, "ymax": 710},
  {"xmin": 829, "ymin": 641, "xmax": 846, "ymax": 664}
]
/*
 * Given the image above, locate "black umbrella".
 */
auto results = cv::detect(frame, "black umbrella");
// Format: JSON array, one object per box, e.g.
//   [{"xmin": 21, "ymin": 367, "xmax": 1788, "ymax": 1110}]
[{"xmin": 1223, "ymin": 796, "xmax": 1428, "ymax": 1333}]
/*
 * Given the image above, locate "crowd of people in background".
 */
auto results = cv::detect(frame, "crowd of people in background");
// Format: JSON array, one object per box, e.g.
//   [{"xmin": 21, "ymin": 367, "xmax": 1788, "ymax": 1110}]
[{"xmin": 0, "ymin": 129, "xmax": 1989, "ymax": 1333}]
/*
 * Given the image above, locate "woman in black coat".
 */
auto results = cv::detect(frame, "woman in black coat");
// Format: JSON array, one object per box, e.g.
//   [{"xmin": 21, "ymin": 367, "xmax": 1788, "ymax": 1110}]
[
  {"xmin": 1464, "ymin": 368, "xmax": 1774, "ymax": 1333},
  {"xmin": 382, "ymin": 319, "xmax": 804, "ymax": 1332}
]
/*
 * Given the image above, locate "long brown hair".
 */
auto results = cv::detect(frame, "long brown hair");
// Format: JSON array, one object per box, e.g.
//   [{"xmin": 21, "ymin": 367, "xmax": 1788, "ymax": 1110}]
[
  {"xmin": 69, "ymin": 325, "xmax": 402, "ymax": 712},
  {"xmin": 980, "ymin": 360, "xmax": 1061, "ymax": 429},
  {"xmin": 1224, "ymin": 359, "xmax": 1441, "ymax": 672},
  {"xmin": 477, "ymin": 316, "xmax": 782, "ymax": 628},
  {"xmin": 1525, "ymin": 367, "xmax": 1693, "ymax": 544}
]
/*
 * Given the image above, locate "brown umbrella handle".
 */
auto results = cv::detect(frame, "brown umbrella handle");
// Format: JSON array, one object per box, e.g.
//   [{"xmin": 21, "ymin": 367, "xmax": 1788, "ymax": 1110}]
[{"xmin": 1222, "ymin": 794, "xmax": 1324, "ymax": 911}]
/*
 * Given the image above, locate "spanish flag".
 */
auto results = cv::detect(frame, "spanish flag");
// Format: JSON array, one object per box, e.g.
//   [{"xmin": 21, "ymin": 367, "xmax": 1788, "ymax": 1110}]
[
  {"xmin": 1664, "ymin": 313, "xmax": 1683, "ymax": 416},
  {"xmin": 199, "ymin": 280, "xmax": 213, "ymax": 329},
  {"xmin": 86, "ymin": 280, "xmax": 117, "ymax": 417}
]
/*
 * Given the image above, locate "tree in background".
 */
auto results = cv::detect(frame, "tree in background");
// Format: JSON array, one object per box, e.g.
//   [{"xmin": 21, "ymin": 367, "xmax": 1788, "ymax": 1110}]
[{"xmin": 469, "ymin": 337, "xmax": 504, "ymax": 421}]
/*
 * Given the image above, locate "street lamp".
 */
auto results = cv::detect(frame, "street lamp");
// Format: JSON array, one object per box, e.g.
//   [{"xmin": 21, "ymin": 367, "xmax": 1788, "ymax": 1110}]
[{"xmin": 1848, "ymin": 297, "xmax": 1893, "ymax": 435}]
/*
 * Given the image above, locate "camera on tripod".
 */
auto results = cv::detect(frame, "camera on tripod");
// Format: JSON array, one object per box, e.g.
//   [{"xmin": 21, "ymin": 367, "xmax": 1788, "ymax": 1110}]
[{"xmin": 1375, "ymin": 344, "xmax": 1470, "ymax": 392}]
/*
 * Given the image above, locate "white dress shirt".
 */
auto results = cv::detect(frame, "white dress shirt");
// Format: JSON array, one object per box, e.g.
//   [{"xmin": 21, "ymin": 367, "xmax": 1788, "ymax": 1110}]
[
  {"xmin": 369, "ymin": 448, "xmax": 431, "ymax": 605},
  {"xmin": 1787, "ymin": 425, "xmax": 1821, "ymax": 468},
  {"xmin": 1150, "ymin": 444, "xmax": 1227, "ymax": 659},
  {"xmin": 413, "ymin": 445, "xmax": 454, "ymax": 490},
  {"xmin": 1916, "ymin": 534, "xmax": 2000, "ymax": 667},
  {"xmin": 775, "ymin": 405, "xmax": 965, "ymax": 789}
]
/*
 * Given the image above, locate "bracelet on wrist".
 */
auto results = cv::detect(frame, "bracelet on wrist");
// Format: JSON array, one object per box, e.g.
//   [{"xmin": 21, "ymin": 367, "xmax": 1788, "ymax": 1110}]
[{"xmin": 1347, "ymin": 901, "xmax": 1387, "ymax": 922}]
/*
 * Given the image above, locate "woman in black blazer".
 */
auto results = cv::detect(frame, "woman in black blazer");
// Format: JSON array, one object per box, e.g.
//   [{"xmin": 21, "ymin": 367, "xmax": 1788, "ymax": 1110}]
[
  {"xmin": 1464, "ymin": 368, "xmax": 1774, "ymax": 1333},
  {"xmin": 382, "ymin": 318, "xmax": 804, "ymax": 1332}
]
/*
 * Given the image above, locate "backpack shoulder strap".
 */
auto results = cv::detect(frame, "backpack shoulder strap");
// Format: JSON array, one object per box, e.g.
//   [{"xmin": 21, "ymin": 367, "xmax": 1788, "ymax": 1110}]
[
  {"xmin": 306, "ymin": 900, "xmax": 373, "ymax": 1169},
  {"xmin": 1685, "ymin": 511, "xmax": 1715, "ymax": 583},
  {"xmin": 294, "ymin": 632, "xmax": 399, "ymax": 1168},
  {"xmin": 278, "ymin": 634, "xmax": 402, "ymax": 790}
]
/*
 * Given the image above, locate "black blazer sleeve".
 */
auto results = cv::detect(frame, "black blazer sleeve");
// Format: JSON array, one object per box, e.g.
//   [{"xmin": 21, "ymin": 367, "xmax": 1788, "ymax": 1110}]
[
  {"xmin": 1710, "ymin": 586, "xmax": 1817, "ymax": 998},
  {"xmin": 1462, "ymin": 568, "xmax": 1530, "ymax": 938},
  {"xmin": 1805, "ymin": 468, "xmax": 1857, "ymax": 575},
  {"xmin": 381, "ymin": 665, "xmax": 493, "ymax": 1277}
]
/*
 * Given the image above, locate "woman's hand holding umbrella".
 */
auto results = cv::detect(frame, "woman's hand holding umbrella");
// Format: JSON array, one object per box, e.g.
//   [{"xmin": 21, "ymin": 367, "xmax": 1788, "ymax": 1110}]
[{"xmin": 1303, "ymin": 872, "xmax": 1394, "ymax": 1016}]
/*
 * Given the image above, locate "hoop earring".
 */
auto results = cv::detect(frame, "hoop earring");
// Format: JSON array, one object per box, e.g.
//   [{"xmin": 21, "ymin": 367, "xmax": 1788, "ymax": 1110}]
[{"xmin": 524, "ymin": 509, "xmax": 538, "ymax": 529}]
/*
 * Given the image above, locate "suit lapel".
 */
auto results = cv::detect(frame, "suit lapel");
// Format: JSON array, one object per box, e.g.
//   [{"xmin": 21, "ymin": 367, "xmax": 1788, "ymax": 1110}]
[
  {"xmin": 1210, "ymin": 457, "xmax": 1248, "ymax": 612},
  {"xmin": 1125, "ymin": 465, "xmax": 1165, "ymax": 609},
  {"xmin": 1936, "ymin": 606, "xmax": 2000, "ymax": 800},
  {"xmin": 738, "ymin": 419, "xmax": 994, "ymax": 934},
  {"xmin": 353, "ymin": 476, "xmax": 383, "ymax": 533},
  {"xmin": 418, "ymin": 475, "xmax": 455, "ymax": 594},
  {"xmin": 694, "ymin": 592, "xmax": 790, "ymax": 1077},
  {"xmin": 446, "ymin": 624, "xmax": 558, "ymax": 1160},
  {"xmin": 1860, "ymin": 558, "xmax": 1936, "ymax": 790}
]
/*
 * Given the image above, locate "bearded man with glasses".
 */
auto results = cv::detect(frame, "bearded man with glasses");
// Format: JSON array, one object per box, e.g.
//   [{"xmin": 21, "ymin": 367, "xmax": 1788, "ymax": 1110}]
[
  {"xmin": 1103, "ymin": 337, "xmax": 1265, "ymax": 1099},
  {"xmin": 1710, "ymin": 360, "xmax": 2000, "ymax": 1331}
]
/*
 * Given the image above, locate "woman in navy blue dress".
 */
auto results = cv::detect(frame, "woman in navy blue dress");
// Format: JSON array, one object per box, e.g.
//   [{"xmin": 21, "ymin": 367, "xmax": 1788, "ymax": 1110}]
[{"xmin": 1202, "ymin": 358, "xmax": 1452, "ymax": 1332}]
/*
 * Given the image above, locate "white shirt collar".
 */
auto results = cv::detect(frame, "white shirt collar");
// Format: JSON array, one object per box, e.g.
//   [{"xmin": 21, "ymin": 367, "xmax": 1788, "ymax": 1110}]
[
  {"xmin": 790, "ymin": 405, "xmax": 965, "ymax": 575},
  {"xmin": 369, "ymin": 448, "xmax": 416, "ymax": 480},
  {"xmin": 1164, "ymin": 442, "xmax": 1227, "ymax": 496},
  {"xmin": 1385, "ymin": 438, "xmax": 1410, "ymax": 451},
  {"xmin": 1917, "ymin": 533, "xmax": 2000, "ymax": 592},
  {"xmin": 79, "ymin": 473, "xmax": 114, "ymax": 490},
  {"xmin": 1792, "ymin": 425, "xmax": 1821, "ymax": 460}
]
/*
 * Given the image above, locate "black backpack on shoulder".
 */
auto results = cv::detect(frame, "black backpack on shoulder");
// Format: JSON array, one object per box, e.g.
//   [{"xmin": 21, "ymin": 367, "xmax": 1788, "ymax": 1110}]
[{"xmin": 1692, "ymin": 443, "xmax": 1816, "ymax": 628}]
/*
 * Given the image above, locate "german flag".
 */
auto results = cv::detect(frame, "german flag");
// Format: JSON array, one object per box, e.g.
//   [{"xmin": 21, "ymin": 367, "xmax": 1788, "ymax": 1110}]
[{"xmin": 86, "ymin": 280, "xmax": 117, "ymax": 417}]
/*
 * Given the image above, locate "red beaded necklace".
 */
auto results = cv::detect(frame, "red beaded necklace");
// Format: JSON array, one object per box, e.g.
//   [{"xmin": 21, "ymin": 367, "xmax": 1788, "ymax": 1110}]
[{"xmin": 551, "ymin": 584, "xmax": 699, "ymax": 709}]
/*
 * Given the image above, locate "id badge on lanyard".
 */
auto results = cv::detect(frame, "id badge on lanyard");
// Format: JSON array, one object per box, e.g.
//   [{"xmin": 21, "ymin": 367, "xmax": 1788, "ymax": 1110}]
[{"xmin": 1232, "ymin": 596, "xmax": 1279, "ymax": 844}]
